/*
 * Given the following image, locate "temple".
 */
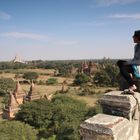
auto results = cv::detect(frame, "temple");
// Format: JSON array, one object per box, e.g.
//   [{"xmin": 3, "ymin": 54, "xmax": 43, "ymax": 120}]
[
  {"xmin": 3, "ymin": 92, "xmax": 20, "ymax": 119},
  {"xmin": 2, "ymin": 81, "xmax": 41, "ymax": 119},
  {"xmin": 13, "ymin": 81, "xmax": 25, "ymax": 104},
  {"xmin": 80, "ymin": 61, "xmax": 99, "ymax": 76},
  {"xmin": 24, "ymin": 81, "xmax": 41, "ymax": 102}
]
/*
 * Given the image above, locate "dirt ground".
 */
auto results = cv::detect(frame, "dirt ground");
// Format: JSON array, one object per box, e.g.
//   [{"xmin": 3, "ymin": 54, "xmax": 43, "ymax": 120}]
[{"xmin": 0, "ymin": 69, "xmax": 117, "ymax": 107}]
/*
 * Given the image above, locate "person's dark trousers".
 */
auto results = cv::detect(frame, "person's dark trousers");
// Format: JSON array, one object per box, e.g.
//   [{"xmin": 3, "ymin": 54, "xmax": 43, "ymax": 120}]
[{"xmin": 117, "ymin": 60, "xmax": 134, "ymax": 86}]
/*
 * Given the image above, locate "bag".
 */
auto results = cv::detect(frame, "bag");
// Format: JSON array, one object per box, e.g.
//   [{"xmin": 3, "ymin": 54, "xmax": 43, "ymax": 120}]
[{"xmin": 132, "ymin": 64, "xmax": 140, "ymax": 78}]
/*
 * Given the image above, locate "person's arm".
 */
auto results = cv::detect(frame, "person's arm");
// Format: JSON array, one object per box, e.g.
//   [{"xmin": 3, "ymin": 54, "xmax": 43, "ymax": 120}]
[
  {"xmin": 127, "ymin": 59, "xmax": 140, "ymax": 65},
  {"xmin": 127, "ymin": 44, "xmax": 140, "ymax": 65}
]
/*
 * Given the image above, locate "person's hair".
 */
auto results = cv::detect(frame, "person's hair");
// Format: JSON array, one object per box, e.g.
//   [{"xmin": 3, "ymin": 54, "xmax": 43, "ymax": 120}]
[
  {"xmin": 135, "ymin": 36, "xmax": 140, "ymax": 41},
  {"xmin": 134, "ymin": 30, "xmax": 140, "ymax": 41}
]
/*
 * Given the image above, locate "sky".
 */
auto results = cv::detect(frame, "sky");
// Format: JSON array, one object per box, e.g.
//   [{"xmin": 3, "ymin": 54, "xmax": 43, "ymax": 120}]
[{"xmin": 0, "ymin": 0, "xmax": 140, "ymax": 61}]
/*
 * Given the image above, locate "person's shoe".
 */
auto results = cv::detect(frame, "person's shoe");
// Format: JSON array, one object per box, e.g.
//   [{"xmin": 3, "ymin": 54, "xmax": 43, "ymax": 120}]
[
  {"xmin": 122, "ymin": 88, "xmax": 135, "ymax": 95},
  {"xmin": 128, "ymin": 84, "xmax": 137, "ymax": 91}
]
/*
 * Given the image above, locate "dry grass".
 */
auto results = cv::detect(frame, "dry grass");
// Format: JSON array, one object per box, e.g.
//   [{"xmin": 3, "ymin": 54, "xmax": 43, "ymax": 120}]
[
  {"xmin": 4, "ymin": 68, "xmax": 55, "ymax": 74},
  {"xmin": 22, "ymin": 84, "xmax": 62, "ymax": 96},
  {"xmin": 0, "ymin": 73, "xmax": 15, "ymax": 79},
  {"xmin": 0, "ymin": 69, "xmax": 74, "ymax": 85},
  {"xmin": 64, "ymin": 86, "xmax": 117, "ymax": 107},
  {"xmin": 23, "ymin": 68, "xmax": 55, "ymax": 74},
  {"xmin": 0, "ymin": 69, "xmax": 117, "ymax": 107},
  {"xmin": 39, "ymin": 75, "xmax": 73, "ymax": 84},
  {"xmin": 68, "ymin": 94, "xmax": 98, "ymax": 107}
]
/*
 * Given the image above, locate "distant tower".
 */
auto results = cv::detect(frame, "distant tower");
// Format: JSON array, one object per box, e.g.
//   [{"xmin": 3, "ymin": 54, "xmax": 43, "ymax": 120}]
[
  {"xmin": 81, "ymin": 61, "xmax": 90, "ymax": 75},
  {"xmin": 82, "ymin": 61, "xmax": 88, "ymax": 69},
  {"xmin": 24, "ymin": 81, "xmax": 40, "ymax": 102},
  {"xmin": 88, "ymin": 61, "xmax": 93, "ymax": 75},
  {"xmin": 61, "ymin": 80, "xmax": 67, "ymax": 93},
  {"xmin": 69, "ymin": 65, "xmax": 78, "ymax": 75},
  {"xmin": 13, "ymin": 54, "xmax": 25, "ymax": 63},
  {"xmin": 88, "ymin": 61, "xmax": 99, "ymax": 75},
  {"xmin": 3, "ymin": 92, "xmax": 20, "ymax": 119},
  {"xmin": 81, "ymin": 61, "xmax": 88, "ymax": 73},
  {"xmin": 13, "ymin": 81, "xmax": 25, "ymax": 104}
]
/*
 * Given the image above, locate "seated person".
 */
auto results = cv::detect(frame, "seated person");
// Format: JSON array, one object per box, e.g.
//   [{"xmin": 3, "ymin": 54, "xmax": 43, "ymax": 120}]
[{"xmin": 117, "ymin": 30, "xmax": 140, "ymax": 92}]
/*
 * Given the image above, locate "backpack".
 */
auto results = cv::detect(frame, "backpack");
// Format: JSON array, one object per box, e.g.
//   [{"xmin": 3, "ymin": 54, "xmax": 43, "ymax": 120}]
[{"xmin": 132, "ymin": 64, "xmax": 140, "ymax": 78}]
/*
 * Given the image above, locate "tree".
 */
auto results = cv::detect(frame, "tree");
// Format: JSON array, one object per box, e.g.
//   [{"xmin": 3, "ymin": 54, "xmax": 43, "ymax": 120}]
[
  {"xmin": 0, "ymin": 78, "xmax": 15, "ymax": 96},
  {"xmin": 0, "ymin": 120, "xmax": 38, "ymax": 140},
  {"xmin": 15, "ymin": 99, "xmax": 54, "ymax": 138},
  {"xmin": 15, "ymin": 96, "xmax": 88, "ymax": 140},
  {"xmin": 23, "ymin": 72, "xmax": 39, "ymax": 81},
  {"xmin": 94, "ymin": 70, "xmax": 111, "ymax": 86},
  {"xmin": 74, "ymin": 73, "xmax": 90, "ymax": 86},
  {"xmin": 47, "ymin": 78, "xmax": 58, "ymax": 85},
  {"xmin": 51, "ymin": 96, "xmax": 97, "ymax": 140},
  {"xmin": 104, "ymin": 64, "xmax": 119, "ymax": 86},
  {"xmin": 93, "ymin": 63, "xmax": 119, "ymax": 87},
  {"xmin": 58, "ymin": 66, "xmax": 69, "ymax": 77}
]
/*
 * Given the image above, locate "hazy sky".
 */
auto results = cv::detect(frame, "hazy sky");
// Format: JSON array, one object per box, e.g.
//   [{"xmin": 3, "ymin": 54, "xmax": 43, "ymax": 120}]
[{"xmin": 0, "ymin": 0, "xmax": 140, "ymax": 61}]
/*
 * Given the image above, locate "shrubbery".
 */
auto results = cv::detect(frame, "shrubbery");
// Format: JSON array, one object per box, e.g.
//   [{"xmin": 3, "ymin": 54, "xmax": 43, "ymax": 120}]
[
  {"xmin": 74, "ymin": 73, "xmax": 90, "ymax": 86},
  {"xmin": 47, "ymin": 78, "xmax": 58, "ymax": 85},
  {"xmin": 23, "ymin": 72, "xmax": 39, "ymax": 81},
  {"xmin": 0, "ymin": 78, "xmax": 15, "ymax": 96},
  {"xmin": 94, "ymin": 64, "xmax": 119, "ymax": 87},
  {"xmin": 0, "ymin": 121, "xmax": 38, "ymax": 140},
  {"xmin": 15, "ymin": 96, "xmax": 100, "ymax": 140}
]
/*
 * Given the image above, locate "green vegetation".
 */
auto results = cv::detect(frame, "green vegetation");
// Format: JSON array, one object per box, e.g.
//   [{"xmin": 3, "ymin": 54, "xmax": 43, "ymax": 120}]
[
  {"xmin": 0, "ymin": 121, "xmax": 38, "ymax": 140},
  {"xmin": 15, "ymin": 96, "xmax": 100, "ymax": 140},
  {"xmin": 47, "ymin": 78, "xmax": 58, "ymax": 85},
  {"xmin": 104, "ymin": 64, "xmax": 119, "ymax": 86},
  {"xmin": 94, "ymin": 70, "xmax": 111, "ymax": 86},
  {"xmin": 94, "ymin": 64, "xmax": 119, "ymax": 87},
  {"xmin": 0, "ymin": 78, "xmax": 15, "ymax": 96},
  {"xmin": 0, "ymin": 59, "xmax": 120, "ymax": 140},
  {"xmin": 74, "ymin": 73, "xmax": 90, "ymax": 86},
  {"xmin": 23, "ymin": 71, "xmax": 39, "ymax": 81}
]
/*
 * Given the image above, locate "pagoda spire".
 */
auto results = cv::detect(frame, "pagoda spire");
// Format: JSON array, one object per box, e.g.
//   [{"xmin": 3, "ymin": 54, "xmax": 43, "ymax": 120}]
[
  {"xmin": 3, "ymin": 92, "xmax": 19, "ymax": 119},
  {"xmin": 14, "ymin": 81, "xmax": 23, "ymax": 94},
  {"xmin": 8, "ymin": 92, "xmax": 18, "ymax": 106},
  {"xmin": 28, "ymin": 80, "xmax": 35, "ymax": 96},
  {"xmin": 13, "ymin": 81, "xmax": 25, "ymax": 105},
  {"xmin": 24, "ymin": 81, "xmax": 40, "ymax": 102}
]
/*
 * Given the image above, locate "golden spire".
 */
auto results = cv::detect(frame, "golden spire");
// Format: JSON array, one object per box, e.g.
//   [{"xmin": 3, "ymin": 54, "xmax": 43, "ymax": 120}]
[
  {"xmin": 14, "ymin": 81, "xmax": 23, "ymax": 93},
  {"xmin": 8, "ymin": 92, "xmax": 18, "ymax": 106}
]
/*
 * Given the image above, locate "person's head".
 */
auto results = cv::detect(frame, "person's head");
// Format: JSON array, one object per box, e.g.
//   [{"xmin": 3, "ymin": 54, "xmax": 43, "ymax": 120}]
[{"xmin": 133, "ymin": 30, "xmax": 140, "ymax": 43}]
